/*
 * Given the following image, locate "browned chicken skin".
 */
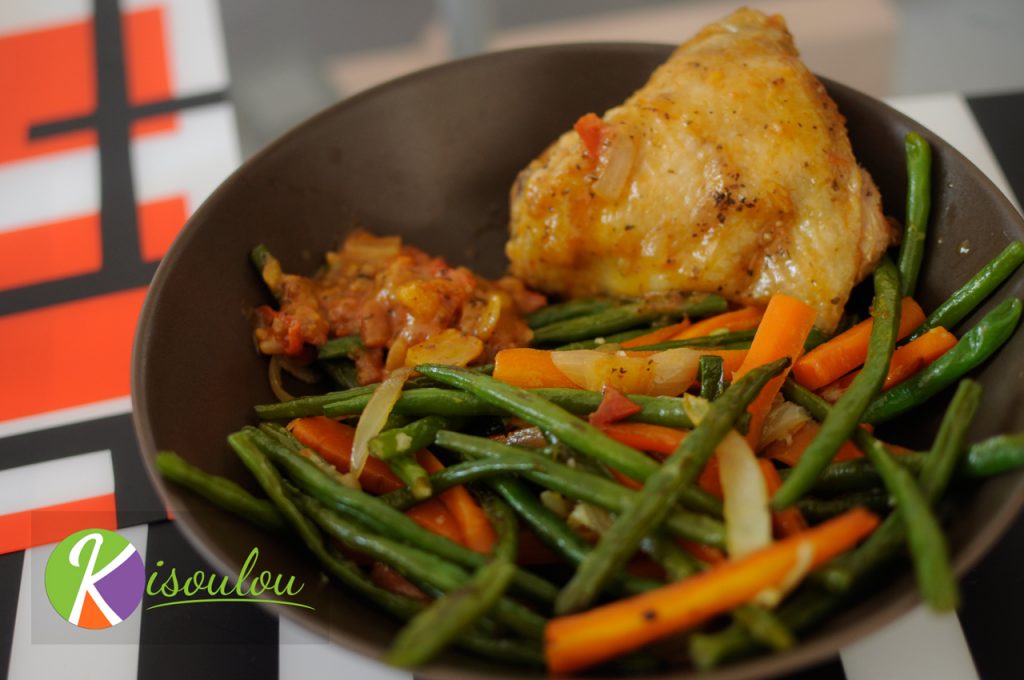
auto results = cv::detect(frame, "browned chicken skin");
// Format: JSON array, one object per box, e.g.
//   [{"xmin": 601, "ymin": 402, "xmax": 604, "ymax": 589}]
[{"xmin": 506, "ymin": 8, "xmax": 897, "ymax": 331}]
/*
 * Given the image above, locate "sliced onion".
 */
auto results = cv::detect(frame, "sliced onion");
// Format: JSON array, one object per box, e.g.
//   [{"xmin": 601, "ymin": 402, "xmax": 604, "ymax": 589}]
[
  {"xmin": 682, "ymin": 393, "xmax": 711, "ymax": 424},
  {"xmin": 278, "ymin": 354, "xmax": 321, "ymax": 384},
  {"xmin": 753, "ymin": 540, "xmax": 815, "ymax": 608},
  {"xmin": 592, "ymin": 131, "xmax": 636, "ymax": 200},
  {"xmin": 719, "ymin": 430, "xmax": 772, "ymax": 558},
  {"xmin": 683, "ymin": 394, "xmax": 772, "ymax": 559},
  {"xmin": 268, "ymin": 355, "xmax": 295, "ymax": 402},
  {"xmin": 760, "ymin": 398, "xmax": 811, "ymax": 450},
  {"xmin": 648, "ymin": 348, "xmax": 701, "ymax": 396},
  {"xmin": 347, "ymin": 367, "xmax": 412, "ymax": 487},
  {"xmin": 568, "ymin": 502, "xmax": 615, "ymax": 539},
  {"xmin": 540, "ymin": 490, "xmax": 573, "ymax": 519},
  {"xmin": 551, "ymin": 348, "xmax": 698, "ymax": 396},
  {"xmin": 551, "ymin": 349, "xmax": 649, "ymax": 393},
  {"xmin": 404, "ymin": 329, "xmax": 484, "ymax": 368}
]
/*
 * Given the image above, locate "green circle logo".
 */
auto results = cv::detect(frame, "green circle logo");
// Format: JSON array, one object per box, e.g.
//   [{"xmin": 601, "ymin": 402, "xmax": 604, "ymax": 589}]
[{"xmin": 44, "ymin": 528, "xmax": 145, "ymax": 629}]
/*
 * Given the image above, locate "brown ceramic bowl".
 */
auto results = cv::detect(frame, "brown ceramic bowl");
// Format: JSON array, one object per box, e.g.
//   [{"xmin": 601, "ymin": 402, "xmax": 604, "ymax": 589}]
[{"xmin": 132, "ymin": 44, "xmax": 1024, "ymax": 679}]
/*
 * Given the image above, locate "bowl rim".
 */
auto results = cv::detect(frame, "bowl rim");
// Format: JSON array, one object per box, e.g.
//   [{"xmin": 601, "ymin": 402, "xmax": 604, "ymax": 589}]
[{"xmin": 131, "ymin": 41, "xmax": 1024, "ymax": 680}]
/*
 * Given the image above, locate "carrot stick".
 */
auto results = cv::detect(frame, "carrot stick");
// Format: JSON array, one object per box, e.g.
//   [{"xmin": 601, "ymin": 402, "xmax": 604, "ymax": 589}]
[
  {"xmin": 732, "ymin": 295, "xmax": 817, "ymax": 449},
  {"xmin": 544, "ymin": 508, "xmax": 880, "ymax": 674},
  {"xmin": 289, "ymin": 417, "xmax": 464, "ymax": 544},
  {"xmin": 370, "ymin": 562, "xmax": 431, "ymax": 603},
  {"xmin": 677, "ymin": 539, "xmax": 726, "ymax": 566},
  {"xmin": 762, "ymin": 421, "xmax": 863, "ymax": 467},
  {"xmin": 833, "ymin": 326, "xmax": 957, "ymax": 393},
  {"xmin": 405, "ymin": 501, "xmax": 465, "ymax": 545},
  {"xmin": 672, "ymin": 306, "xmax": 764, "ymax": 340},
  {"xmin": 606, "ymin": 466, "xmax": 644, "ymax": 491},
  {"xmin": 416, "ymin": 450, "xmax": 496, "ymax": 554},
  {"xmin": 495, "ymin": 347, "xmax": 747, "ymax": 391},
  {"xmin": 698, "ymin": 453, "xmax": 723, "ymax": 498},
  {"xmin": 599, "ymin": 422, "xmax": 728, "ymax": 497},
  {"xmin": 599, "ymin": 422, "xmax": 685, "ymax": 457},
  {"xmin": 620, "ymin": 320, "xmax": 692, "ymax": 348},
  {"xmin": 792, "ymin": 297, "xmax": 926, "ymax": 390},
  {"xmin": 493, "ymin": 348, "xmax": 580, "ymax": 389},
  {"xmin": 491, "ymin": 350, "xmax": 581, "ymax": 387},
  {"xmin": 758, "ymin": 459, "xmax": 808, "ymax": 537},
  {"xmin": 288, "ymin": 416, "xmax": 403, "ymax": 494}
]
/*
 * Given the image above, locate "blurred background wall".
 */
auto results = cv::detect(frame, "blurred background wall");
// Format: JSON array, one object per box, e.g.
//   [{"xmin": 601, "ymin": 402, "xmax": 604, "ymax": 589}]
[{"xmin": 219, "ymin": 0, "xmax": 1024, "ymax": 156}]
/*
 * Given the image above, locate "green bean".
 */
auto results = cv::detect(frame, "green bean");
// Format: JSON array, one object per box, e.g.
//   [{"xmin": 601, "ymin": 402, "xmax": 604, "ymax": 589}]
[
  {"xmin": 413, "ymin": 366, "xmax": 664, "ymax": 484},
  {"xmin": 258, "ymin": 422, "xmax": 355, "ymax": 490},
  {"xmin": 689, "ymin": 585, "xmax": 838, "ymax": 669},
  {"xmin": 317, "ymin": 335, "xmax": 363, "ymax": 360},
  {"xmin": 250, "ymin": 244, "xmax": 284, "ymax": 299},
  {"xmin": 641, "ymin": 521, "xmax": 795, "ymax": 651},
  {"xmin": 897, "ymin": 132, "xmax": 932, "ymax": 297},
  {"xmin": 291, "ymin": 492, "xmax": 545, "ymax": 640},
  {"xmin": 555, "ymin": 326, "xmax": 662, "ymax": 350},
  {"xmin": 245, "ymin": 427, "xmax": 559, "ymax": 605},
  {"xmin": 783, "ymin": 379, "xmax": 1021, "ymax": 483},
  {"xmin": 531, "ymin": 294, "xmax": 727, "ymax": 345},
  {"xmin": 640, "ymin": 533, "xmax": 701, "ymax": 581},
  {"xmin": 454, "ymin": 636, "xmax": 543, "ymax": 667},
  {"xmin": 326, "ymin": 388, "xmax": 502, "ymax": 418},
  {"xmin": 155, "ymin": 451, "xmax": 287, "ymax": 533},
  {"xmin": 488, "ymin": 476, "xmax": 589, "ymax": 563},
  {"xmin": 553, "ymin": 358, "xmax": 789, "ymax": 613},
  {"xmin": 912, "ymin": 241, "xmax": 1024, "ymax": 339},
  {"xmin": 730, "ymin": 605, "xmax": 795, "ymax": 652},
  {"xmin": 699, "ymin": 355, "xmax": 726, "ymax": 401},
  {"xmin": 380, "ymin": 459, "xmax": 538, "ymax": 510},
  {"xmin": 779, "ymin": 454, "xmax": 924, "ymax": 496},
  {"xmin": 434, "ymin": 432, "xmax": 725, "ymax": 546},
  {"xmin": 256, "ymin": 384, "xmax": 379, "ymax": 419},
  {"xmin": 369, "ymin": 415, "xmax": 462, "ymax": 460},
  {"xmin": 385, "ymin": 498, "xmax": 521, "ymax": 668},
  {"xmin": 864, "ymin": 297, "xmax": 1022, "ymax": 423},
  {"xmin": 328, "ymin": 386, "xmax": 697, "ymax": 428},
  {"xmin": 226, "ymin": 431, "xmax": 421, "ymax": 616},
  {"xmin": 386, "ymin": 454, "xmax": 432, "ymax": 500},
  {"xmin": 319, "ymin": 358, "xmax": 360, "ymax": 389},
  {"xmin": 491, "ymin": 476, "xmax": 664, "ymax": 594},
  {"xmin": 963, "ymin": 433, "xmax": 1024, "ymax": 477},
  {"xmin": 254, "ymin": 376, "xmax": 440, "ymax": 419},
  {"xmin": 214, "ymin": 433, "xmax": 541, "ymax": 665},
  {"xmin": 795, "ymin": 489, "xmax": 891, "ymax": 523},
  {"xmin": 773, "ymin": 258, "xmax": 900, "ymax": 509},
  {"xmin": 819, "ymin": 380, "xmax": 981, "ymax": 594},
  {"xmin": 526, "ymin": 298, "xmax": 616, "ymax": 329},
  {"xmin": 919, "ymin": 380, "xmax": 982, "ymax": 495},
  {"xmin": 629, "ymin": 329, "xmax": 757, "ymax": 352},
  {"xmin": 325, "ymin": 381, "xmax": 719, "ymax": 516}
]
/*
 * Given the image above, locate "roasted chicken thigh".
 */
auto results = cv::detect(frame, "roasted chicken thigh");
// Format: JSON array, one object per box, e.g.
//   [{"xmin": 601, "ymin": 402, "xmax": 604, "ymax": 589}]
[{"xmin": 506, "ymin": 8, "xmax": 897, "ymax": 331}]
